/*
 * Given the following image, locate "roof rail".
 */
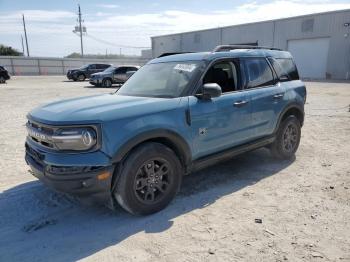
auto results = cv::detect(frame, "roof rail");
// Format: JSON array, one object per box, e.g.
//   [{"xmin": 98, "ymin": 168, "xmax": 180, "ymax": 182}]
[
  {"xmin": 213, "ymin": 45, "xmax": 282, "ymax": 52},
  {"xmin": 158, "ymin": 52, "xmax": 192, "ymax": 58}
]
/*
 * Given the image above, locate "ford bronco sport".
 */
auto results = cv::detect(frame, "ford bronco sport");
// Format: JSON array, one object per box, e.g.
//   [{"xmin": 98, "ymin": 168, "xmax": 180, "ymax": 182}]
[{"xmin": 25, "ymin": 45, "xmax": 306, "ymax": 215}]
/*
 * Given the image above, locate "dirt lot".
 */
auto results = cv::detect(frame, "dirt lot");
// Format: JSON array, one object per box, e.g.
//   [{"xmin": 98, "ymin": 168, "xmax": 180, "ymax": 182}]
[{"xmin": 0, "ymin": 76, "xmax": 349, "ymax": 262}]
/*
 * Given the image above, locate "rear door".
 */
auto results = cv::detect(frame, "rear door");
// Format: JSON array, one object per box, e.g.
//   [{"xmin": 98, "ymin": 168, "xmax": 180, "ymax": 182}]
[
  {"xmin": 87, "ymin": 64, "xmax": 97, "ymax": 77},
  {"xmin": 242, "ymin": 57, "xmax": 286, "ymax": 139},
  {"xmin": 113, "ymin": 67, "xmax": 128, "ymax": 82}
]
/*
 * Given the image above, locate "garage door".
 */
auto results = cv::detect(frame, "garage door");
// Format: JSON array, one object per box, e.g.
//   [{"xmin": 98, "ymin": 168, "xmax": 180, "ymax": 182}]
[{"xmin": 287, "ymin": 38, "xmax": 330, "ymax": 79}]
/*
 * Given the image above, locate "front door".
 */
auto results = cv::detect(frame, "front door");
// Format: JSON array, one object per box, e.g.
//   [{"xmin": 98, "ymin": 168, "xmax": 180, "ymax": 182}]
[{"xmin": 189, "ymin": 60, "xmax": 253, "ymax": 159}]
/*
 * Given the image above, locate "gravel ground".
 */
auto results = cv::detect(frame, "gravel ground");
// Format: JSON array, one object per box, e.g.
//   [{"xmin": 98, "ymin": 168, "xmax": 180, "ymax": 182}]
[{"xmin": 0, "ymin": 76, "xmax": 349, "ymax": 262}]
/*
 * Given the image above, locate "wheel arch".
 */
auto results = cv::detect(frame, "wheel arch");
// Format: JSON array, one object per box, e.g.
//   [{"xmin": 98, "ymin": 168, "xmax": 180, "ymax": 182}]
[
  {"xmin": 275, "ymin": 103, "xmax": 304, "ymax": 133},
  {"xmin": 111, "ymin": 129, "xmax": 192, "ymax": 172},
  {"xmin": 103, "ymin": 77, "xmax": 113, "ymax": 82},
  {"xmin": 77, "ymin": 72, "xmax": 86, "ymax": 77}
]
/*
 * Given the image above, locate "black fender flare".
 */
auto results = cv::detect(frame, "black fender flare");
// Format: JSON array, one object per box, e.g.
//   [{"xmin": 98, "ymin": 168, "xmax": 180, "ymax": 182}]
[
  {"xmin": 111, "ymin": 129, "xmax": 192, "ymax": 170},
  {"xmin": 274, "ymin": 103, "xmax": 304, "ymax": 133}
]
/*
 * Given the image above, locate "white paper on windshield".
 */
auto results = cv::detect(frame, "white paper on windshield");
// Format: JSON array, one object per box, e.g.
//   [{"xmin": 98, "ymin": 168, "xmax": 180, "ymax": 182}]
[{"xmin": 174, "ymin": 64, "xmax": 197, "ymax": 72}]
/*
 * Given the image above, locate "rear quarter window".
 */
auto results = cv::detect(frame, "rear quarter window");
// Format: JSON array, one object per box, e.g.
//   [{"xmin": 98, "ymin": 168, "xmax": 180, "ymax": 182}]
[
  {"xmin": 269, "ymin": 58, "xmax": 299, "ymax": 80},
  {"xmin": 243, "ymin": 58, "xmax": 275, "ymax": 89}
]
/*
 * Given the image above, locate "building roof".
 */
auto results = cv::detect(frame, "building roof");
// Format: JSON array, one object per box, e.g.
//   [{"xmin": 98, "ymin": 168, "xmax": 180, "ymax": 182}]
[{"xmin": 151, "ymin": 8, "xmax": 350, "ymax": 39}]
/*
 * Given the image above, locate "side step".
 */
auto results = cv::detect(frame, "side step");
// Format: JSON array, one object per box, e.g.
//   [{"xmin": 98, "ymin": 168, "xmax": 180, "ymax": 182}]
[{"xmin": 189, "ymin": 136, "xmax": 275, "ymax": 173}]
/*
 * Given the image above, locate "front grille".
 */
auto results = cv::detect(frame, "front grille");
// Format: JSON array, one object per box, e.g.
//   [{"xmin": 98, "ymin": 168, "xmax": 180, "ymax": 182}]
[
  {"xmin": 25, "ymin": 143, "xmax": 45, "ymax": 168},
  {"xmin": 26, "ymin": 120, "xmax": 57, "ymax": 149}
]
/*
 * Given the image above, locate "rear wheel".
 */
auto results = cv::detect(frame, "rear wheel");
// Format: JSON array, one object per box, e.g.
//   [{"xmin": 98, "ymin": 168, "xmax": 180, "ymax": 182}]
[
  {"xmin": 102, "ymin": 78, "xmax": 112, "ymax": 88},
  {"xmin": 270, "ymin": 115, "xmax": 301, "ymax": 159},
  {"xmin": 113, "ymin": 142, "xmax": 182, "ymax": 215},
  {"xmin": 77, "ymin": 74, "xmax": 85, "ymax": 81},
  {"xmin": 0, "ymin": 76, "xmax": 5, "ymax": 83}
]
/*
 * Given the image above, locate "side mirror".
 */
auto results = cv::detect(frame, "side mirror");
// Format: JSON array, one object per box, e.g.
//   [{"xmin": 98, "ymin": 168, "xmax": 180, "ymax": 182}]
[
  {"xmin": 279, "ymin": 74, "xmax": 289, "ymax": 82},
  {"xmin": 199, "ymin": 83, "xmax": 222, "ymax": 99}
]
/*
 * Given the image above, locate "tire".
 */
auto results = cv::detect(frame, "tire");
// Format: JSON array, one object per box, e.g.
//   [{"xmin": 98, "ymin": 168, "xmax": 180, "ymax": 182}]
[
  {"xmin": 270, "ymin": 115, "xmax": 301, "ymax": 159},
  {"xmin": 77, "ymin": 74, "xmax": 85, "ymax": 81},
  {"xmin": 0, "ymin": 76, "xmax": 5, "ymax": 84},
  {"xmin": 102, "ymin": 78, "xmax": 112, "ymax": 88},
  {"xmin": 113, "ymin": 142, "xmax": 183, "ymax": 215}
]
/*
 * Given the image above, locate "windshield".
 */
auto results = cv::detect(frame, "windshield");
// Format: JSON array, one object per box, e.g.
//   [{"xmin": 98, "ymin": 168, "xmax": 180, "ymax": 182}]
[
  {"xmin": 117, "ymin": 61, "xmax": 203, "ymax": 98},
  {"xmin": 103, "ymin": 66, "xmax": 116, "ymax": 73}
]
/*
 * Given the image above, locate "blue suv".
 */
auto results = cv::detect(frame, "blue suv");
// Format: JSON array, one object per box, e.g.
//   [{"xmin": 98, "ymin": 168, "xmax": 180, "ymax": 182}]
[{"xmin": 25, "ymin": 45, "xmax": 306, "ymax": 215}]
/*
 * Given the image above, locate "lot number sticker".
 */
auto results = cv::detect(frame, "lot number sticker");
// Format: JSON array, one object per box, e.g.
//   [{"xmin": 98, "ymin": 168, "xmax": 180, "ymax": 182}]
[{"xmin": 174, "ymin": 64, "xmax": 197, "ymax": 72}]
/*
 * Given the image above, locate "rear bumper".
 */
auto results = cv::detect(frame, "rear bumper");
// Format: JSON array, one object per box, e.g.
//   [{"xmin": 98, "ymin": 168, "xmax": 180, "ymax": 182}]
[{"xmin": 25, "ymin": 142, "xmax": 115, "ymax": 206}]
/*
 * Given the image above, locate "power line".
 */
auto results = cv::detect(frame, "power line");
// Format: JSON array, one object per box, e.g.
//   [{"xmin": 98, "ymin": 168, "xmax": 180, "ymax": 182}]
[{"xmin": 85, "ymin": 33, "xmax": 150, "ymax": 49}]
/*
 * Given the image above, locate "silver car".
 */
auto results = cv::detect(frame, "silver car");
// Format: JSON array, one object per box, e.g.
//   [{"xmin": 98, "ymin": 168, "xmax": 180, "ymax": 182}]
[{"xmin": 89, "ymin": 65, "xmax": 140, "ymax": 87}]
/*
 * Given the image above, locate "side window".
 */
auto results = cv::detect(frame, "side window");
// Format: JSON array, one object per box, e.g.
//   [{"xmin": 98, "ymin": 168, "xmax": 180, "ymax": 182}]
[
  {"xmin": 276, "ymin": 58, "xmax": 299, "ymax": 80},
  {"xmin": 88, "ymin": 64, "xmax": 96, "ymax": 70},
  {"xmin": 96, "ymin": 64, "xmax": 105, "ymax": 69},
  {"xmin": 244, "ymin": 58, "xmax": 274, "ymax": 89},
  {"xmin": 103, "ymin": 64, "xmax": 111, "ymax": 69},
  {"xmin": 202, "ymin": 61, "xmax": 239, "ymax": 93},
  {"xmin": 127, "ymin": 67, "xmax": 138, "ymax": 72},
  {"xmin": 115, "ymin": 67, "xmax": 127, "ymax": 74}
]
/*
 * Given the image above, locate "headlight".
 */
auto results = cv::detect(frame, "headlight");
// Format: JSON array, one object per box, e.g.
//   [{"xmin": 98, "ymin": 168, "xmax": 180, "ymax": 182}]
[{"xmin": 52, "ymin": 127, "xmax": 98, "ymax": 151}]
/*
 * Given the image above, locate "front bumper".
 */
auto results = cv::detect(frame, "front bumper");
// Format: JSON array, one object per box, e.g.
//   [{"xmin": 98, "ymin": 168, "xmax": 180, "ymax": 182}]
[
  {"xmin": 25, "ymin": 141, "xmax": 115, "ymax": 206},
  {"xmin": 89, "ymin": 78, "xmax": 101, "ymax": 85},
  {"xmin": 66, "ymin": 72, "xmax": 76, "ymax": 80}
]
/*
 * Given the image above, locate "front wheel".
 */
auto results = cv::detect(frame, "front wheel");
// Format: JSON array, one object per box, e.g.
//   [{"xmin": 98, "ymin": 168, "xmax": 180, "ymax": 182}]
[
  {"xmin": 270, "ymin": 115, "xmax": 301, "ymax": 159},
  {"xmin": 77, "ymin": 74, "xmax": 86, "ymax": 81},
  {"xmin": 102, "ymin": 78, "xmax": 112, "ymax": 88},
  {"xmin": 113, "ymin": 142, "xmax": 183, "ymax": 215},
  {"xmin": 0, "ymin": 76, "xmax": 5, "ymax": 83}
]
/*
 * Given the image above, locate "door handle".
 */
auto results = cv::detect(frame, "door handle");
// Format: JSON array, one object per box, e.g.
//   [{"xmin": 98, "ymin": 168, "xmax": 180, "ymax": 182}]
[
  {"xmin": 233, "ymin": 100, "xmax": 248, "ymax": 107},
  {"xmin": 273, "ymin": 93, "xmax": 284, "ymax": 99}
]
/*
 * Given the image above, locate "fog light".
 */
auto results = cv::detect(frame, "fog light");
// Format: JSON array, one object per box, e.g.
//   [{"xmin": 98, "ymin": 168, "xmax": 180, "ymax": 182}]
[{"xmin": 97, "ymin": 171, "xmax": 111, "ymax": 180}]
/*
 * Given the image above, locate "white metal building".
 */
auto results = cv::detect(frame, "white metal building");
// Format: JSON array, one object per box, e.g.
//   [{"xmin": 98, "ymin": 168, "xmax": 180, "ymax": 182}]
[{"xmin": 151, "ymin": 9, "xmax": 350, "ymax": 80}]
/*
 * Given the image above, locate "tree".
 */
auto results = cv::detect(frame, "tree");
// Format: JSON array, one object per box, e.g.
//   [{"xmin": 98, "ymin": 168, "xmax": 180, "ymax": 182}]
[
  {"xmin": 65, "ymin": 52, "xmax": 81, "ymax": 58},
  {"xmin": 0, "ymin": 44, "xmax": 22, "ymax": 56}
]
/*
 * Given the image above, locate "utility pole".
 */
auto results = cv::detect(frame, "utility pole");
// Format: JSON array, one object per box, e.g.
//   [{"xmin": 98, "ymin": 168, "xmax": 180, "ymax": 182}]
[
  {"xmin": 78, "ymin": 5, "xmax": 84, "ymax": 57},
  {"xmin": 21, "ymin": 35, "xmax": 25, "ymax": 56},
  {"xmin": 22, "ymin": 14, "xmax": 30, "ymax": 56}
]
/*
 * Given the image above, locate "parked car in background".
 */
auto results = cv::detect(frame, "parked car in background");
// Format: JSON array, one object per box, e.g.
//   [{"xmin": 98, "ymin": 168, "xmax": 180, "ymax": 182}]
[
  {"xmin": 25, "ymin": 45, "xmax": 306, "ymax": 215},
  {"xmin": 0, "ymin": 66, "xmax": 10, "ymax": 83},
  {"xmin": 89, "ymin": 65, "xmax": 140, "ymax": 87},
  {"xmin": 66, "ymin": 63, "xmax": 111, "ymax": 81}
]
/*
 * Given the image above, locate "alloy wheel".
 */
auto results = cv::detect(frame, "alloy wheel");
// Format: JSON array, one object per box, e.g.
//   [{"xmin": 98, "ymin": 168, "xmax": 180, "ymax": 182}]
[
  {"xmin": 283, "ymin": 123, "xmax": 298, "ymax": 152},
  {"xmin": 133, "ymin": 158, "xmax": 172, "ymax": 204}
]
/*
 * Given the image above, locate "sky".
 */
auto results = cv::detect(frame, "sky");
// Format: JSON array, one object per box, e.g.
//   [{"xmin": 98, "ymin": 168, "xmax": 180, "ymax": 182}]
[{"xmin": 0, "ymin": 0, "xmax": 350, "ymax": 57}]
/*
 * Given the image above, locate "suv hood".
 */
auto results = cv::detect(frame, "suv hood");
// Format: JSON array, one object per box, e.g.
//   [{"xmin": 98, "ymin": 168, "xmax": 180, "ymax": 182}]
[{"xmin": 28, "ymin": 94, "xmax": 182, "ymax": 125}]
